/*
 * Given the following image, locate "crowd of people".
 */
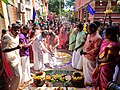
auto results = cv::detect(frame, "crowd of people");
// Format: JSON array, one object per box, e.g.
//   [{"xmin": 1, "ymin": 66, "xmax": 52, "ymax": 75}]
[{"xmin": 0, "ymin": 18, "xmax": 120, "ymax": 90}]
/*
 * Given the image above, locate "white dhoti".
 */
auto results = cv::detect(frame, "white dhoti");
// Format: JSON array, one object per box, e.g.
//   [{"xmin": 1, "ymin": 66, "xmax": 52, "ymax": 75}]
[
  {"xmin": 48, "ymin": 53, "xmax": 57, "ymax": 68},
  {"xmin": 82, "ymin": 56, "xmax": 96, "ymax": 84},
  {"xmin": 72, "ymin": 50, "xmax": 76, "ymax": 68},
  {"xmin": 43, "ymin": 52, "xmax": 57, "ymax": 68},
  {"xmin": 43, "ymin": 52, "xmax": 49, "ymax": 64},
  {"xmin": 8, "ymin": 59, "xmax": 22, "ymax": 90},
  {"xmin": 33, "ymin": 50, "xmax": 45, "ymax": 70},
  {"xmin": 32, "ymin": 33, "xmax": 45, "ymax": 71},
  {"xmin": 77, "ymin": 54, "xmax": 83, "ymax": 70},
  {"xmin": 72, "ymin": 50, "xmax": 82, "ymax": 69},
  {"xmin": 21, "ymin": 56, "xmax": 31, "ymax": 82}
]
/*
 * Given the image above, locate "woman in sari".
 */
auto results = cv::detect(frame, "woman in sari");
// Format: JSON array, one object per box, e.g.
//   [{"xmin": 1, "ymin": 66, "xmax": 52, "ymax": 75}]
[
  {"xmin": 58, "ymin": 26, "xmax": 67, "ymax": 49},
  {"xmin": 68, "ymin": 23, "xmax": 77, "ymax": 51},
  {"xmin": 92, "ymin": 27, "xmax": 120, "ymax": 90},
  {"xmin": 46, "ymin": 31, "xmax": 59, "ymax": 68}
]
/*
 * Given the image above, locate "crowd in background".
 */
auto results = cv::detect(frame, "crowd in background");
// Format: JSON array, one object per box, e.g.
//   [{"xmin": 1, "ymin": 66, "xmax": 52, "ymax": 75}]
[{"xmin": 0, "ymin": 17, "xmax": 120, "ymax": 90}]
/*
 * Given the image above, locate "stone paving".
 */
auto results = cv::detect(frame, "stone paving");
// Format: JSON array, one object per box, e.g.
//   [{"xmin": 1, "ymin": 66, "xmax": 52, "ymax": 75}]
[
  {"xmin": 22, "ymin": 50, "xmax": 91, "ymax": 90},
  {"xmin": 28, "ymin": 64, "xmax": 91, "ymax": 90},
  {"xmin": 22, "ymin": 49, "xmax": 120, "ymax": 90}
]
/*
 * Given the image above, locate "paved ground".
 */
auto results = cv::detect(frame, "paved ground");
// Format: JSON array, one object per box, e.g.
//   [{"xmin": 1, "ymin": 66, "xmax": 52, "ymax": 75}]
[
  {"xmin": 21, "ymin": 49, "xmax": 120, "ymax": 90},
  {"xmin": 28, "ymin": 63, "xmax": 88, "ymax": 90},
  {"xmin": 21, "ymin": 49, "xmax": 93, "ymax": 90}
]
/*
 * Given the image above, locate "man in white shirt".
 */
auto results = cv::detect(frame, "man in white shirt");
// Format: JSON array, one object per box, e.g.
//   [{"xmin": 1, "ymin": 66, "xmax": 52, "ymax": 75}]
[{"xmin": 1, "ymin": 23, "xmax": 23, "ymax": 90}]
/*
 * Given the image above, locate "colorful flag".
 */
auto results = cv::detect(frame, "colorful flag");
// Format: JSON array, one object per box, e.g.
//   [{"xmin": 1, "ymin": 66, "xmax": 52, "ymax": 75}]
[
  {"xmin": 87, "ymin": 4, "xmax": 96, "ymax": 15},
  {"xmin": 32, "ymin": 7, "xmax": 36, "ymax": 21}
]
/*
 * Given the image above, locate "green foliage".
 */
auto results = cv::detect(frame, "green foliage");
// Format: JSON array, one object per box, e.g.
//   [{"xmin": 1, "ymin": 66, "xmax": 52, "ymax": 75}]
[
  {"xmin": 61, "ymin": 10, "xmax": 68, "ymax": 17},
  {"xmin": 113, "ymin": 6, "xmax": 120, "ymax": 12},
  {"xmin": 48, "ymin": 0, "xmax": 64, "ymax": 14},
  {"xmin": 65, "ymin": 0, "xmax": 75, "ymax": 8},
  {"xmin": 2, "ymin": 0, "xmax": 9, "ymax": 5},
  {"xmin": 112, "ymin": 0, "xmax": 120, "ymax": 13},
  {"xmin": 48, "ymin": 0, "xmax": 75, "ymax": 21}
]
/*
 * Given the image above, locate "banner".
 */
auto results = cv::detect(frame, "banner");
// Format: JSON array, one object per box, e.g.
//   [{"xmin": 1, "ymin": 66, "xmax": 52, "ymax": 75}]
[
  {"xmin": 87, "ymin": 4, "xmax": 96, "ymax": 15},
  {"xmin": 32, "ymin": 7, "xmax": 36, "ymax": 21}
]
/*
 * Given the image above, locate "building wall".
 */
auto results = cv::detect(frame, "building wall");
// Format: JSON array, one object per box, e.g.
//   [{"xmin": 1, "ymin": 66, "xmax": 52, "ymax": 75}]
[
  {"xmin": 1, "ymin": 0, "xmax": 17, "ymax": 25},
  {"xmin": 79, "ymin": 0, "xmax": 90, "ymax": 8},
  {"xmin": 0, "ymin": 1, "xmax": 6, "ymax": 38},
  {"xmin": 94, "ymin": 1, "xmax": 120, "ymax": 24},
  {"xmin": 75, "ymin": 0, "xmax": 80, "ymax": 19},
  {"xmin": 75, "ymin": 0, "xmax": 80, "ymax": 9},
  {"xmin": 0, "ymin": 0, "xmax": 48, "ymax": 38},
  {"xmin": 8, "ymin": 5, "xmax": 17, "ymax": 23},
  {"xmin": 75, "ymin": 0, "xmax": 120, "ymax": 24},
  {"xmin": 24, "ymin": 0, "xmax": 33, "ymax": 24},
  {"xmin": 75, "ymin": 0, "xmax": 91, "ymax": 22}
]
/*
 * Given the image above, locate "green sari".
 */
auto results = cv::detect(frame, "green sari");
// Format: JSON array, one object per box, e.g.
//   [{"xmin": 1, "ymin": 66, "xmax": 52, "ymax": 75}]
[{"xmin": 68, "ymin": 28, "xmax": 77, "ymax": 51}]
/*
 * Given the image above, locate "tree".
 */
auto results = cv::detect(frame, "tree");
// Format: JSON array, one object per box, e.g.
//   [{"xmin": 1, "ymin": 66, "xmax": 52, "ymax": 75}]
[
  {"xmin": 48, "ymin": 0, "xmax": 75, "ymax": 22},
  {"xmin": 113, "ymin": 0, "xmax": 120, "ymax": 12},
  {"xmin": 48, "ymin": 0, "xmax": 64, "ymax": 14}
]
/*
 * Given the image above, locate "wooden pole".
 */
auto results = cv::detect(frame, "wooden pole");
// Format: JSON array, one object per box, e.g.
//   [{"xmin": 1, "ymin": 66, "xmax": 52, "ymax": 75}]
[
  {"xmin": 109, "ymin": 13, "xmax": 112, "ymax": 26},
  {"xmin": 103, "ymin": 14, "xmax": 107, "ymax": 27}
]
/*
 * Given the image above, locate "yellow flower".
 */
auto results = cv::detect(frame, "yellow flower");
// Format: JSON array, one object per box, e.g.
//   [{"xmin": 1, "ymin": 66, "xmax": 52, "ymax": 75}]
[
  {"xmin": 33, "ymin": 71, "xmax": 45, "ymax": 80},
  {"xmin": 104, "ymin": 10, "xmax": 113, "ymax": 14},
  {"xmin": 72, "ymin": 72, "xmax": 83, "ymax": 80}
]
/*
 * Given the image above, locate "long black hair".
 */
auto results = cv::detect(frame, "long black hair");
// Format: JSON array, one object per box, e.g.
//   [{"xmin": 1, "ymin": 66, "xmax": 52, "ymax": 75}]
[{"xmin": 105, "ymin": 27, "xmax": 118, "ymax": 42}]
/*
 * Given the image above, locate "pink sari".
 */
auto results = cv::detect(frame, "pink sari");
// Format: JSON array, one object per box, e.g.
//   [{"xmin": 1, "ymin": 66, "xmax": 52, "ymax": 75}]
[
  {"xmin": 92, "ymin": 39, "xmax": 119, "ymax": 90},
  {"xmin": 58, "ymin": 27, "xmax": 67, "ymax": 49},
  {"xmin": 98, "ymin": 39, "xmax": 112, "ymax": 59}
]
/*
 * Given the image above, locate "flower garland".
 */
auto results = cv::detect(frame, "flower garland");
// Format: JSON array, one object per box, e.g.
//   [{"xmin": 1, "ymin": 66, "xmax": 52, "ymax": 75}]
[
  {"xmin": 46, "ymin": 74, "xmax": 71, "ymax": 83},
  {"xmin": 72, "ymin": 72, "xmax": 83, "ymax": 81},
  {"xmin": 104, "ymin": 10, "xmax": 113, "ymax": 14},
  {"xmin": 33, "ymin": 71, "xmax": 46, "ymax": 80}
]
